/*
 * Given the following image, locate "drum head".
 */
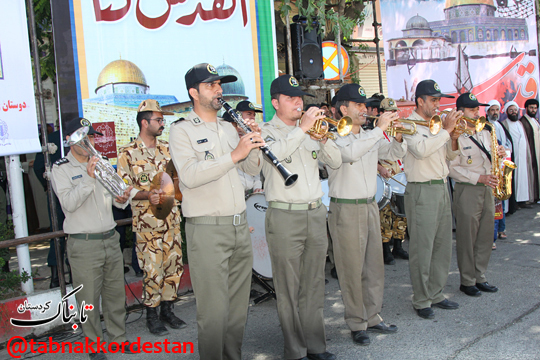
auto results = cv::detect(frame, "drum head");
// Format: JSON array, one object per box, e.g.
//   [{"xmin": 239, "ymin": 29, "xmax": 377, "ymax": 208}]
[
  {"xmin": 388, "ymin": 172, "xmax": 407, "ymax": 195},
  {"xmin": 376, "ymin": 175, "xmax": 391, "ymax": 210},
  {"xmin": 245, "ymin": 193, "xmax": 273, "ymax": 279}
]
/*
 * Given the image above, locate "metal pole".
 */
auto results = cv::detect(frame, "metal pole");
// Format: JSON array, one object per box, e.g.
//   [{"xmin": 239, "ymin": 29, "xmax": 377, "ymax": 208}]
[
  {"xmin": 7, "ymin": 156, "xmax": 34, "ymax": 294},
  {"xmin": 26, "ymin": 0, "xmax": 66, "ymax": 296},
  {"xmin": 372, "ymin": 0, "xmax": 383, "ymax": 93},
  {"xmin": 286, "ymin": 11, "xmax": 294, "ymax": 75},
  {"xmin": 337, "ymin": 24, "xmax": 343, "ymax": 81}
]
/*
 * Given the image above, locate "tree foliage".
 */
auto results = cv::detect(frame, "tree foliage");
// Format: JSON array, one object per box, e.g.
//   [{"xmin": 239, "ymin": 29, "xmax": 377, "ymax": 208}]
[
  {"xmin": 279, "ymin": 0, "xmax": 366, "ymax": 40},
  {"xmin": 32, "ymin": 0, "xmax": 55, "ymax": 82}
]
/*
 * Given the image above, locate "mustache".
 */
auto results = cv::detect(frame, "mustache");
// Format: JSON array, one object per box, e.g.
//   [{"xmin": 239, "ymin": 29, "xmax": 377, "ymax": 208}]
[{"xmin": 159, "ymin": 127, "xmax": 165, "ymax": 131}]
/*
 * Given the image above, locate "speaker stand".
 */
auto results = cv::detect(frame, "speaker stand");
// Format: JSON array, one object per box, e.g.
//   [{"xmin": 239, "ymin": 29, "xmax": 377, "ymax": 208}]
[{"xmin": 251, "ymin": 272, "xmax": 275, "ymax": 305}]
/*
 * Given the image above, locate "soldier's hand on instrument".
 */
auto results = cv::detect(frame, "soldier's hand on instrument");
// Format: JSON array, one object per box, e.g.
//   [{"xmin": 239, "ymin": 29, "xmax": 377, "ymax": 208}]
[
  {"xmin": 254, "ymin": 188, "xmax": 263, "ymax": 193},
  {"xmin": 442, "ymin": 108, "xmax": 463, "ymax": 132},
  {"xmin": 497, "ymin": 145, "xmax": 507, "ymax": 157},
  {"xmin": 149, "ymin": 189, "xmax": 161, "ymax": 205},
  {"xmin": 450, "ymin": 130, "xmax": 461, "ymax": 141},
  {"xmin": 86, "ymin": 156, "xmax": 99, "ymax": 178},
  {"xmin": 299, "ymin": 107, "xmax": 324, "ymax": 133},
  {"xmin": 379, "ymin": 166, "xmax": 392, "ymax": 179},
  {"xmin": 231, "ymin": 133, "xmax": 266, "ymax": 163},
  {"xmin": 115, "ymin": 186, "xmax": 133, "ymax": 204},
  {"xmin": 376, "ymin": 112, "xmax": 398, "ymax": 132},
  {"xmin": 243, "ymin": 118, "xmax": 261, "ymax": 133},
  {"xmin": 479, "ymin": 174, "xmax": 498, "ymax": 189}
]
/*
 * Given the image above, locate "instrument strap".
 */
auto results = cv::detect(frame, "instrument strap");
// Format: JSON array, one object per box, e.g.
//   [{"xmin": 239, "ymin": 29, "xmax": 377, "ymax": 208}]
[{"xmin": 469, "ymin": 135, "xmax": 491, "ymax": 163}]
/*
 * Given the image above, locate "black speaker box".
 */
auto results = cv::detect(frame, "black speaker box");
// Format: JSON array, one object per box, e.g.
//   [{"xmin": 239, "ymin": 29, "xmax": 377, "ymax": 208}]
[{"xmin": 287, "ymin": 18, "xmax": 324, "ymax": 80}]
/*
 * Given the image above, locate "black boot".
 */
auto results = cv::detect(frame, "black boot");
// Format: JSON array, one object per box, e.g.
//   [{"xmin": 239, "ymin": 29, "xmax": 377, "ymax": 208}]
[
  {"xmin": 383, "ymin": 242, "xmax": 395, "ymax": 265},
  {"xmin": 392, "ymin": 238, "xmax": 409, "ymax": 260},
  {"xmin": 146, "ymin": 306, "xmax": 169, "ymax": 335},
  {"xmin": 159, "ymin": 301, "xmax": 187, "ymax": 329},
  {"xmin": 49, "ymin": 266, "xmax": 59, "ymax": 289}
]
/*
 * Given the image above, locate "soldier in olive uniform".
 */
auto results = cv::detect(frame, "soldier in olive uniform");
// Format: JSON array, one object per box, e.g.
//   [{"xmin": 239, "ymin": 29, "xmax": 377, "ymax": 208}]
[
  {"xmin": 117, "ymin": 99, "xmax": 185, "ymax": 336},
  {"xmin": 51, "ymin": 118, "xmax": 133, "ymax": 355},
  {"xmin": 402, "ymin": 80, "xmax": 461, "ymax": 319},
  {"xmin": 169, "ymin": 63, "xmax": 263, "ymax": 360},
  {"xmin": 262, "ymin": 75, "xmax": 341, "ymax": 360},
  {"xmin": 449, "ymin": 92, "xmax": 503, "ymax": 297}
]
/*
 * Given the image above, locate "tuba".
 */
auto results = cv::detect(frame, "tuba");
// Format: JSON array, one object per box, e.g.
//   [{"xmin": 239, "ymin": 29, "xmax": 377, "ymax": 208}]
[
  {"xmin": 487, "ymin": 124, "xmax": 516, "ymax": 200},
  {"xmin": 66, "ymin": 126, "xmax": 128, "ymax": 197}
]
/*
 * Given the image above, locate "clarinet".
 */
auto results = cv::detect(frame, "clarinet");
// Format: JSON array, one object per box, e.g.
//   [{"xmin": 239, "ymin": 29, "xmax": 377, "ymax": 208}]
[{"xmin": 218, "ymin": 98, "xmax": 298, "ymax": 186}]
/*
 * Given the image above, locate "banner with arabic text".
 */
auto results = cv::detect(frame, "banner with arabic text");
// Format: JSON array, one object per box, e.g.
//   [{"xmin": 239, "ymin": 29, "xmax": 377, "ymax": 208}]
[
  {"xmin": 0, "ymin": 0, "xmax": 41, "ymax": 156},
  {"xmin": 54, "ymin": 0, "xmax": 277, "ymax": 164}
]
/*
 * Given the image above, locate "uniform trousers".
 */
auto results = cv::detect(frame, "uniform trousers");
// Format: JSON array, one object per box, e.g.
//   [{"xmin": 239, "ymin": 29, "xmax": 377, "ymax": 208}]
[
  {"xmin": 404, "ymin": 182, "xmax": 452, "ymax": 309},
  {"xmin": 265, "ymin": 204, "xmax": 328, "ymax": 360},
  {"xmin": 185, "ymin": 215, "xmax": 252, "ymax": 360},
  {"xmin": 135, "ymin": 228, "xmax": 183, "ymax": 307},
  {"xmin": 328, "ymin": 201, "xmax": 384, "ymax": 331},
  {"xmin": 66, "ymin": 231, "xmax": 126, "ymax": 343},
  {"xmin": 453, "ymin": 183, "xmax": 495, "ymax": 286}
]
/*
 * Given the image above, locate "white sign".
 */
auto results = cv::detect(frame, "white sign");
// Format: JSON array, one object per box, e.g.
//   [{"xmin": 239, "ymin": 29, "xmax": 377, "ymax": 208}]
[{"xmin": 0, "ymin": 0, "xmax": 41, "ymax": 155}]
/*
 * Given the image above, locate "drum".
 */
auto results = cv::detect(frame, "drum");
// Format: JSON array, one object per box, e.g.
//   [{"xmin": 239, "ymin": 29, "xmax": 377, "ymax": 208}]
[
  {"xmin": 375, "ymin": 174, "xmax": 391, "ymax": 210},
  {"xmin": 245, "ymin": 193, "xmax": 272, "ymax": 279},
  {"xmin": 388, "ymin": 173, "xmax": 407, "ymax": 217},
  {"xmin": 321, "ymin": 179, "xmax": 330, "ymax": 211}
]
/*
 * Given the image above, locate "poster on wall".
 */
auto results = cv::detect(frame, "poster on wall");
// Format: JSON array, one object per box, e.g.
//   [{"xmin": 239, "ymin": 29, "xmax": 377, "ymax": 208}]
[
  {"xmin": 54, "ymin": 0, "xmax": 278, "ymax": 164},
  {"xmin": 380, "ymin": 0, "xmax": 539, "ymax": 116},
  {"xmin": 0, "ymin": 0, "xmax": 41, "ymax": 156}
]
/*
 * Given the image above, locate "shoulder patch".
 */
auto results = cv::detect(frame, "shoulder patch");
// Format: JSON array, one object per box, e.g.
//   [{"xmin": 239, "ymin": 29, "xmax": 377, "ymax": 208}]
[
  {"xmin": 172, "ymin": 118, "xmax": 185, "ymax": 125},
  {"xmin": 54, "ymin": 157, "xmax": 69, "ymax": 166}
]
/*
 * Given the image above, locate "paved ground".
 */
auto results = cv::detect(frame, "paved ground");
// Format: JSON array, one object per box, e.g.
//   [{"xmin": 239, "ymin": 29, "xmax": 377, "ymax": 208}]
[{"xmin": 1, "ymin": 205, "xmax": 539, "ymax": 359}]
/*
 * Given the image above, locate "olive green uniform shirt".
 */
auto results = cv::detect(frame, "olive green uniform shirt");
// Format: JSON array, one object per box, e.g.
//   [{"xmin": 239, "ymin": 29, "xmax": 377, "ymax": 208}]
[
  {"xmin": 261, "ymin": 114, "xmax": 341, "ymax": 202},
  {"xmin": 168, "ymin": 110, "xmax": 262, "ymax": 217},
  {"xmin": 403, "ymin": 111, "xmax": 460, "ymax": 182}
]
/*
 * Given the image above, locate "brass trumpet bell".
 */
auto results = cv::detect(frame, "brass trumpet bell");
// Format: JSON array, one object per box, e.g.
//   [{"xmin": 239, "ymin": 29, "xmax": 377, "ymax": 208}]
[
  {"xmin": 302, "ymin": 112, "xmax": 353, "ymax": 140},
  {"xmin": 437, "ymin": 110, "xmax": 487, "ymax": 135},
  {"xmin": 368, "ymin": 115, "xmax": 441, "ymax": 136}
]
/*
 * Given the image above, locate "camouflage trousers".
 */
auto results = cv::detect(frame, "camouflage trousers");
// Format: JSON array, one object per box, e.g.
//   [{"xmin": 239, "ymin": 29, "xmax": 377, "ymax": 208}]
[
  {"xmin": 135, "ymin": 228, "xmax": 183, "ymax": 307},
  {"xmin": 380, "ymin": 204, "xmax": 407, "ymax": 243}
]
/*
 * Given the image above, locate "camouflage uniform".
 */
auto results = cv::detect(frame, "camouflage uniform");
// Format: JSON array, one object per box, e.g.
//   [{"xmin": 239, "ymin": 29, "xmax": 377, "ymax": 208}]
[
  {"xmin": 117, "ymin": 137, "xmax": 182, "ymax": 307},
  {"xmin": 379, "ymin": 160, "xmax": 407, "ymax": 243}
]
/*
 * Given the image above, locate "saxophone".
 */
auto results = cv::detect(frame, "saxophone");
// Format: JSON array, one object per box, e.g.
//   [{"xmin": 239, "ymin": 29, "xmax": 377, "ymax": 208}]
[{"xmin": 489, "ymin": 124, "xmax": 516, "ymax": 200}]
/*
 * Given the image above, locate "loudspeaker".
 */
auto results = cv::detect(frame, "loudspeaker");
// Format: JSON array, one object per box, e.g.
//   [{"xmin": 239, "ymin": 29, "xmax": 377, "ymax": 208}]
[{"xmin": 288, "ymin": 17, "xmax": 324, "ymax": 80}]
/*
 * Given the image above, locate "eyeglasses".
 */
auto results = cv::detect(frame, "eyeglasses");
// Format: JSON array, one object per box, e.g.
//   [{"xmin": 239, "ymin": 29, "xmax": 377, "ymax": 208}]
[{"xmin": 149, "ymin": 118, "xmax": 165, "ymax": 124}]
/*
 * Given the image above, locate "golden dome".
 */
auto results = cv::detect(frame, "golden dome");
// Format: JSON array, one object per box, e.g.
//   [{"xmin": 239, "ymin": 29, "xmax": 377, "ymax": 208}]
[
  {"xmin": 445, "ymin": 0, "xmax": 495, "ymax": 8},
  {"xmin": 96, "ymin": 59, "xmax": 147, "ymax": 91}
]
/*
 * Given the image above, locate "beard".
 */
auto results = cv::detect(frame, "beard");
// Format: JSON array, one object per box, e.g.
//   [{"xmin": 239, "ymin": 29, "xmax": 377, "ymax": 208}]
[
  {"xmin": 488, "ymin": 113, "xmax": 499, "ymax": 121},
  {"xmin": 527, "ymin": 109, "xmax": 537, "ymax": 118},
  {"xmin": 507, "ymin": 113, "xmax": 519, "ymax": 121}
]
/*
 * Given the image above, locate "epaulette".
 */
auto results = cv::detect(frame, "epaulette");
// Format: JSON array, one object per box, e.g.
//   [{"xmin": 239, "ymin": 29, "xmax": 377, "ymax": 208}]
[
  {"xmin": 172, "ymin": 118, "xmax": 185, "ymax": 125},
  {"xmin": 54, "ymin": 157, "xmax": 69, "ymax": 166}
]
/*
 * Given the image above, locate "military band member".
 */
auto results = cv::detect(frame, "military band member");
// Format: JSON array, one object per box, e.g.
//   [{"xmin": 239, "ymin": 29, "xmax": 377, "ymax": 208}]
[
  {"xmin": 236, "ymin": 99, "xmax": 262, "ymax": 122},
  {"xmin": 51, "ymin": 118, "xmax": 133, "ymax": 353},
  {"xmin": 403, "ymin": 80, "xmax": 462, "ymax": 319},
  {"xmin": 327, "ymin": 84, "xmax": 405, "ymax": 346},
  {"xmin": 377, "ymin": 98, "xmax": 409, "ymax": 264},
  {"xmin": 262, "ymin": 75, "xmax": 341, "ymax": 360},
  {"xmin": 117, "ymin": 99, "xmax": 185, "ymax": 336},
  {"xmin": 449, "ymin": 92, "xmax": 503, "ymax": 296},
  {"xmin": 169, "ymin": 63, "xmax": 263, "ymax": 360}
]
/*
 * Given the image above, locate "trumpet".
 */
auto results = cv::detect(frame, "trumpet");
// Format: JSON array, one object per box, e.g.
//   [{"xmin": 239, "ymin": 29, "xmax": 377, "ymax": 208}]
[
  {"xmin": 435, "ymin": 110, "xmax": 487, "ymax": 136},
  {"xmin": 299, "ymin": 109, "xmax": 353, "ymax": 140},
  {"xmin": 365, "ymin": 114, "xmax": 442, "ymax": 136}
]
